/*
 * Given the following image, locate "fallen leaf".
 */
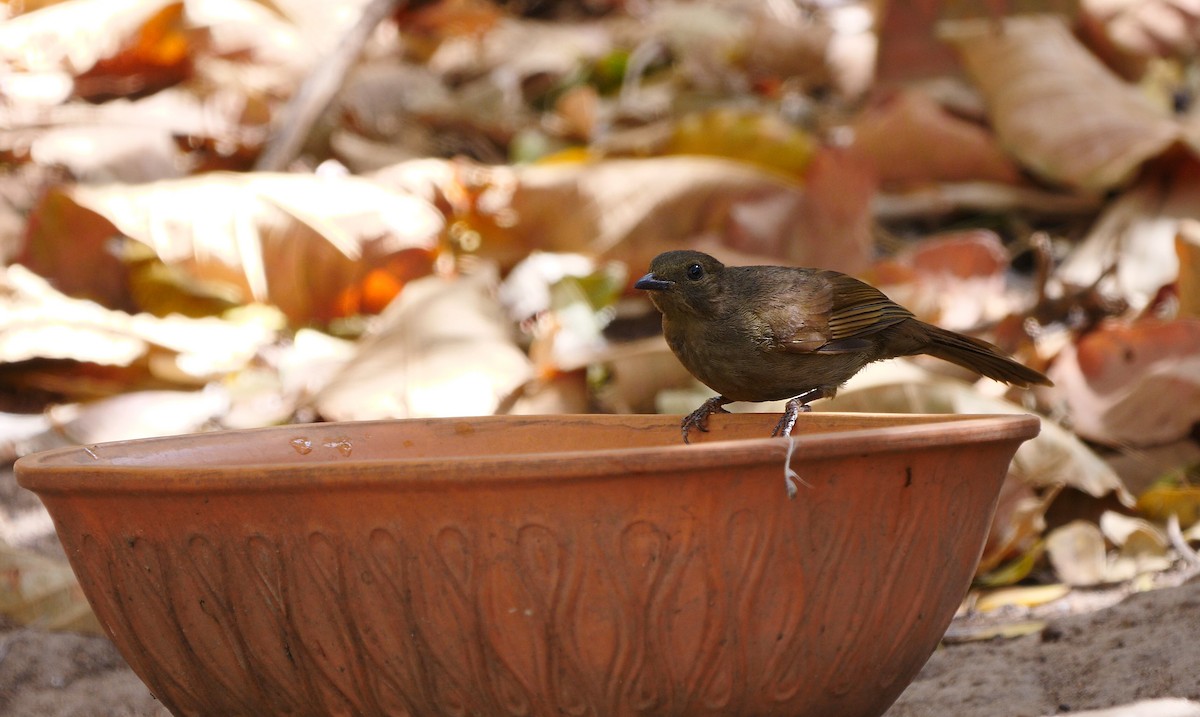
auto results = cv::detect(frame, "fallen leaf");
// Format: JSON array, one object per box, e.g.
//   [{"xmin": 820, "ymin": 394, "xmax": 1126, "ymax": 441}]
[
  {"xmin": 373, "ymin": 153, "xmax": 876, "ymax": 276},
  {"xmin": 1178, "ymin": 219, "xmax": 1200, "ymax": 318},
  {"xmin": 71, "ymin": 0, "xmax": 192, "ymax": 101},
  {"xmin": 313, "ymin": 271, "xmax": 533, "ymax": 421},
  {"xmin": 1047, "ymin": 318, "xmax": 1200, "ymax": 447},
  {"xmin": 1137, "ymin": 482, "xmax": 1200, "ymax": 528},
  {"xmin": 1100, "ymin": 510, "xmax": 1173, "ymax": 579},
  {"xmin": 1046, "ymin": 520, "xmax": 1109, "ymax": 587},
  {"xmin": 45, "ymin": 388, "xmax": 229, "ymax": 445},
  {"xmin": 1057, "ymin": 156, "xmax": 1200, "ymax": 312},
  {"xmin": 0, "ymin": 0, "xmax": 189, "ymax": 101},
  {"xmin": 1080, "ymin": 0, "xmax": 1200, "ymax": 74},
  {"xmin": 666, "ymin": 108, "xmax": 817, "ymax": 179},
  {"xmin": 870, "ymin": 229, "xmax": 1017, "ymax": 332},
  {"xmin": 18, "ymin": 172, "xmax": 443, "ymax": 323},
  {"xmin": 943, "ymin": 15, "xmax": 1185, "ymax": 191},
  {"xmin": 975, "ymin": 583, "xmax": 1070, "ymax": 612},
  {"xmin": 0, "ymin": 263, "xmax": 277, "ymax": 391},
  {"xmin": 851, "ymin": 89, "xmax": 1023, "ymax": 186},
  {"xmin": 942, "ymin": 620, "xmax": 1048, "ymax": 644},
  {"xmin": 0, "ymin": 542, "xmax": 101, "ymax": 634}
]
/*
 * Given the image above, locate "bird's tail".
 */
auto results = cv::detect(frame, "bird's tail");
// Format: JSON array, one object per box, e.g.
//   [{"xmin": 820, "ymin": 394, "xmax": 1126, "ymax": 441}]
[{"xmin": 920, "ymin": 323, "xmax": 1051, "ymax": 388}]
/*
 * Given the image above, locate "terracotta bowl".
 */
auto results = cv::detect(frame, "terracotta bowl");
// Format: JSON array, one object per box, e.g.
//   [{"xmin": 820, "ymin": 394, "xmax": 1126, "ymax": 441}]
[{"xmin": 16, "ymin": 412, "xmax": 1038, "ymax": 717}]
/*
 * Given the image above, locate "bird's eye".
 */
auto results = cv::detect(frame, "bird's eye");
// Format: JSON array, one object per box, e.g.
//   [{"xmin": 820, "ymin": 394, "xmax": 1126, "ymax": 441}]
[{"xmin": 686, "ymin": 263, "xmax": 704, "ymax": 280}]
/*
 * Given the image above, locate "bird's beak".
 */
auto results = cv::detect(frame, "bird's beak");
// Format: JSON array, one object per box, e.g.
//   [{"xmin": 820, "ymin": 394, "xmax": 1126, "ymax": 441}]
[{"xmin": 634, "ymin": 273, "xmax": 672, "ymax": 291}]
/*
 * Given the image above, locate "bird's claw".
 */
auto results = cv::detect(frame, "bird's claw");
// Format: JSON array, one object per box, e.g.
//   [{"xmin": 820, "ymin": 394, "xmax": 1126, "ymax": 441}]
[
  {"xmin": 771, "ymin": 398, "xmax": 811, "ymax": 438},
  {"xmin": 681, "ymin": 396, "xmax": 731, "ymax": 444}
]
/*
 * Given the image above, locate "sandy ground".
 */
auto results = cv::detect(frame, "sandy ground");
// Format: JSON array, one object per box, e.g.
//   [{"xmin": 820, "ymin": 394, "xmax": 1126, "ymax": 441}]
[{"xmin": 2, "ymin": 462, "xmax": 1198, "ymax": 717}]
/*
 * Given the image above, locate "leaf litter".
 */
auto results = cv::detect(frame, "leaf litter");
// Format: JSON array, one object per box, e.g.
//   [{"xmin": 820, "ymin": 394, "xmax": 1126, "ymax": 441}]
[{"xmin": 2, "ymin": 1, "xmax": 1200, "ymax": 714}]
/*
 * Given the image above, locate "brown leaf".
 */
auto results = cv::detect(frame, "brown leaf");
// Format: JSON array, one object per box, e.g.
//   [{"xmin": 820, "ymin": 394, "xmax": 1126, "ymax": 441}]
[
  {"xmin": 943, "ymin": 15, "xmax": 1183, "ymax": 191},
  {"xmin": 72, "ymin": 0, "xmax": 192, "ymax": 101},
  {"xmin": 313, "ymin": 271, "xmax": 533, "ymax": 421},
  {"xmin": 0, "ymin": 0, "xmax": 193, "ymax": 101},
  {"xmin": 18, "ymin": 173, "xmax": 443, "ymax": 323},
  {"xmin": 1057, "ymin": 156, "xmax": 1200, "ymax": 311},
  {"xmin": 373, "ymin": 153, "xmax": 876, "ymax": 276},
  {"xmin": 870, "ymin": 230, "xmax": 1016, "ymax": 332},
  {"xmin": 0, "ymin": 263, "xmax": 277, "ymax": 391},
  {"xmin": 851, "ymin": 89, "xmax": 1023, "ymax": 186},
  {"xmin": 1178, "ymin": 219, "xmax": 1200, "ymax": 318},
  {"xmin": 1047, "ymin": 318, "xmax": 1200, "ymax": 446}
]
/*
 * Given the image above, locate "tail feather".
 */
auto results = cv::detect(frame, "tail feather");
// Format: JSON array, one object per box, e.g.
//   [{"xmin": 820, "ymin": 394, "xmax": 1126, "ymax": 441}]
[{"xmin": 922, "ymin": 323, "xmax": 1051, "ymax": 388}]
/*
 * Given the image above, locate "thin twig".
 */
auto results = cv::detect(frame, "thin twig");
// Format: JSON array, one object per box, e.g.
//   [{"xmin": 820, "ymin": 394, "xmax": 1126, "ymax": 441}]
[{"xmin": 254, "ymin": 0, "xmax": 409, "ymax": 172}]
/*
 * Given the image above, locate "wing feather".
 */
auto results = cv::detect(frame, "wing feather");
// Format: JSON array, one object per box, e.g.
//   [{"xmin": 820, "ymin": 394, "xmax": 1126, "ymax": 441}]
[{"xmin": 824, "ymin": 272, "xmax": 913, "ymax": 343}]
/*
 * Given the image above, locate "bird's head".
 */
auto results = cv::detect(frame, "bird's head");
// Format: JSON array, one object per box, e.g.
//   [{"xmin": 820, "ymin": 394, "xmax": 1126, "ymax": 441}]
[{"xmin": 635, "ymin": 250, "xmax": 726, "ymax": 318}]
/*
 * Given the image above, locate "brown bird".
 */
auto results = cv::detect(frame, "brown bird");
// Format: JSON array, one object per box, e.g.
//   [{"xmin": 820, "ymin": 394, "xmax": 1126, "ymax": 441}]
[{"xmin": 636, "ymin": 250, "xmax": 1051, "ymax": 444}]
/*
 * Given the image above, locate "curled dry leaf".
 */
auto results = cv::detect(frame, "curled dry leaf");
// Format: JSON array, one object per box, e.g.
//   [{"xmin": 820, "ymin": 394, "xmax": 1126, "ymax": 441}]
[
  {"xmin": 1046, "ymin": 520, "xmax": 1109, "ymax": 586},
  {"xmin": 0, "ymin": 0, "xmax": 189, "ymax": 102},
  {"xmin": 313, "ymin": 271, "xmax": 533, "ymax": 421},
  {"xmin": 19, "ymin": 172, "xmax": 443, "ymax": 323},
  {"xmin": 1057, "ymin": 157, "xmax": 1200, "ymax": 312},
  {"xmin": 1047, "ymin": 318, "xmax": 1200, "ymax": 447},
  {"xmin": 943, "ymin": 15, "xmax": 1185, "ymax": 192},
  {"xmin": 851, "ymin": 89, "xmax": 1023, "ymax": 186},
  {"xmin": 0, "ymin": 263, "xmax": 276, "ymax": 384},
  {"xmin": 1099, "ymin": 510, "xmax": 1173, "ymax": 580}
]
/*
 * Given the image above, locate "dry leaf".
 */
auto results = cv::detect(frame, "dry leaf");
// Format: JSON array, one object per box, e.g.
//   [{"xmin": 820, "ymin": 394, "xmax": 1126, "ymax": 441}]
[
  {"xmin": 943, "ymin": 15, "xmax": 1183, "ymax": 191},
  {"xmin": 1057, "ymin": 157, "xmax": 1200, "ymax": 312},
  {"xmin": 46, "ymin": 388, "xmax": 229, "ymax": 445},
  {"xmin": 1178, "ymin": 220, "xmax": 1200, "ymax": 318},
  {"xmin": 1046, "ymin": 520, "xmax": 1109, "ymax": 586},
  {"xmin": 0, "ymin": 0, "xmax": 188, "ymax": 99},
  {"xmin": 373, "ymin": 153, "xmax": 876, "ymax": 276},
  {"xmin": 1107, "ymin": 439, "xmax": 1200, "ymax": 497},
  {"xmin": 1081, "ymin": 0, "xmax": 1200, "ymax": 71},
  {"xmin": 19, "ymin": 173, "xmax": 443, "ymax": 323},
  {"xmin": 827, "ymin": 377, "xmax": 1129, "ymax": 500},
  {"xmin": 1047, "ymin": 318, "xmax": 1200, "ymax": 447},
  {"xmin": 975, "ymin": 584, "xmax": 1070, "ymax": 612},
  {"xmin": 666, "ymin": 109, "xmax": 817, "ymax": 179},
  {"xmin": 0, "ymin": 542, "xmax": 101, "ymax": 634},
  {"xmin": 314, "ymin": 271, "xmax": 533, "ymax": 421},
  {"xmin": 0, "ymin": 263, "xmax": 277, "ymax": 390},
  {"xmin": 1137, "ymin": 483, "xmax": 1200, "ymax": 528},
  {"xmin": 870, "ymin": 230, "xmax": 1016, "ymax": 332},
  {"xmin": 851, "ymin": 89, "xmax": 1023, "ymax": 186}
]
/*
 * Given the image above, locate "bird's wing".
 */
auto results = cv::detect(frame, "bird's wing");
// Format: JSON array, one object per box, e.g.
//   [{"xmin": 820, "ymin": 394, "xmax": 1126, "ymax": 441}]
[
  {"xmin": 753, "ymin": 270, "xmax": 836, "ymax": 353},
  {"xmin": 817, "ymin": 272, "xmax": 914, "ymax": 353}
]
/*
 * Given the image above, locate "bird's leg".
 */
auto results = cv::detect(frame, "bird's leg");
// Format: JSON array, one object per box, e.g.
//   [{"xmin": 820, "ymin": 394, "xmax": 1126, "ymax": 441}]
[
  {"xmin": 771, "ymin": 388, "xmax": 826, "ymax": 438},
  {"xmin": 681, "ymin": 396, "xmax": 732, "ymax": 444}
]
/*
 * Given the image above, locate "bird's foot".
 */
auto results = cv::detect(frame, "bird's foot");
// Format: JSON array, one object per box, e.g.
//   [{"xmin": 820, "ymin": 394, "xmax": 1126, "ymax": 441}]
[
  {"xmin": 681, "ymin": 396, "xmax": 732, "ymax": 444},
  {"xmin": 771, "ymin": 398, "xmax": 811, "ymax": 438},
  {"xmin": 771, "ymin": 388, "xmax": 825, "ymax": 438}
]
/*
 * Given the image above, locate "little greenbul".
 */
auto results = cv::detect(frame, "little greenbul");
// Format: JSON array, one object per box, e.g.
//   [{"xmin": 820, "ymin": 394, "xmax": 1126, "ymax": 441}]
[{"xmin": 636, "ymin": 250, "xmax": 1050, "ymax": 443}]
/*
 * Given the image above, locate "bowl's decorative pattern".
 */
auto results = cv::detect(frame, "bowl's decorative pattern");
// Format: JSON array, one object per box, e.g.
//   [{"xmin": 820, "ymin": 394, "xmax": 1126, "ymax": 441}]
[{"xmin": 17, "ymin": 413, "xmax": 1039, "ymax": 717}]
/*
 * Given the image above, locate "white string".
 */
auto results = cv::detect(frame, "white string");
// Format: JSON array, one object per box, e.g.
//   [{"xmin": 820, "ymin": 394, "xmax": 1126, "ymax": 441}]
[{"xmin": 783, "ymin": 436, "xmax": 811, "ymax": 500}]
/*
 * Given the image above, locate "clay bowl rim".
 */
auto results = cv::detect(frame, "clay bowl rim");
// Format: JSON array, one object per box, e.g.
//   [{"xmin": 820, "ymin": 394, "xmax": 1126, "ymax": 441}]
[{"xmin": 15, "ymin": 412, "xmax": 1040, "ymax": 495}]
